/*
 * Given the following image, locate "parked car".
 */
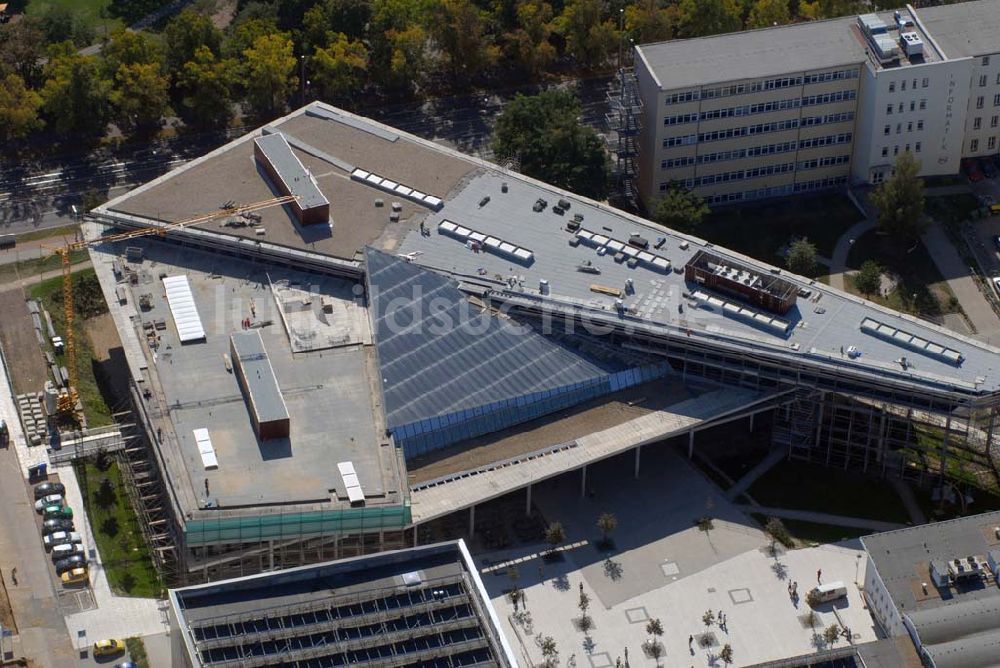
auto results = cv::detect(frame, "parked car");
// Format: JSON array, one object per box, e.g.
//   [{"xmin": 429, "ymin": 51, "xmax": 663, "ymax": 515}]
[
  {"xmin": 963, "ymin": 158, "xmax": 985, "ymax": 182},
  {"xmin": 981, "ymin": 158, "xmax": 998, "ymax": 179},
  {"xmin": 113, "ymin": 662, "xmax": 137, "ymax": 668},
  {"xmin": 60, "ymin": 567, "xmax": 89, "ymax": 586},
  {"xmin": 54, "ymin": 554, "xmax": 87, "ymax": 575},
  {"xmin": 34, "ymin": 494, "xmax": 63, "ymax": 512},
  {"xmin": 33, "ymin": 482, "xmax": 65, "ymax": 500},
  {"xmin": 43, "ymin": 506, "xmax": 73, "ymax": 521},
  {"xmin": 50, "ymin": 543, "xmax": 85, "ymax": 561},
  {"xmin": 42, "ymin": 519, "xmax": 74, "ymax": 535},
  {"xmin": 993, "ymin": 276, "xmax": 1000, "ymax": 299},
  {"xmin": 43, "ymin": 531, "xmax": 82, "ymax": 549},
  {"xmin": 92, "ymin": 639, "xmax": 125, "ymax": 657}
]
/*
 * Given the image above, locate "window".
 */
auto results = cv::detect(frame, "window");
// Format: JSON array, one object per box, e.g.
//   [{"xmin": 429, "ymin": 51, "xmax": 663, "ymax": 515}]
[
  {"xmin": 905, "ymin": 144, "xmax": 910, "ymax": 152},
  {"xmin": 921, "ymin": 77, "xmax": 929, "ymax": 88},
  {"xmin": 915, "ymin": 141, "xmax": 922, "ymax": 152},
  {"xmin": 994, "ymin": 94, "xmax": 1000, "ymax": 106},
  {"xmin": 889, "ymin": 81, "xmax": 896, "ymax": 92},
  {"xmin": 990, "ymin": 137, "xmax": 997, "ymax": 150},
  {"xmin": 912, "ymin": 79, "xmax": 917, "ymax": 90},
  {"xmin": 901, "ymin": 80, "xmax": 907, "ymax": 91},
  {"xmin": 971, "ymin": 139, "xmax": 979, "ymax": 151},
  {"xmin": 992, "ymin": 115, "xmax": 999, "ymax": 128},
  {"xmin": 974, "ymin": 117, "xmax": 982, "ymax": 130},
  {"xmin": 881, "ymin": 147, "xmax": 889, "ymax": 157},
  {"xmin": 896, "ymin": 123, "xmax": 902, "ymax": 134},
  {"xmin": 910, "ymin": 101, "xmax": 915, "ymax": 112},
  {"xmin": 886, "ymin": 104, "xmax": 893, "ymax": 115},
  {"xmin": 917, "ymin": 120, "xmax": 924, "ymax": 130},
  {"xmin": 997, "ymin": 73, "xmax": 1000, "ymax": 85},
  {"xmin": 980, "ymin": 75, "xmax": 988, "ymax": 87},
  {"xmin": 898, "ymin": 102, "xmax": 904, "ymax": 113},
  {"xmin": 884, "ymin": 124, "xmax": 891, "ymax": 136},
  {"xmin": 894, "ymin": 145, "xmax": 899, "ymax": 156},
  {"xmin": 907, "ymin": 121, "xmax": 913, "ymax": 132},
  {"xmin": 977, "ymin": 96, "xmax": 985, "ymax": 109},
  {"xmin": 919, "ymin": 99, "xmax": 927, "ymax": 110},
  {"xmin": 983, "ymin": 56, "xmax": 991, "ymax": 66}
]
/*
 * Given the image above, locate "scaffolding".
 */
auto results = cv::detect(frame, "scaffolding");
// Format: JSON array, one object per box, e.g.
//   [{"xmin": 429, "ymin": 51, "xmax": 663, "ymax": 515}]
[{"xmin": 606, "ymin": 67, "xmax": 642, "ymax": 204}]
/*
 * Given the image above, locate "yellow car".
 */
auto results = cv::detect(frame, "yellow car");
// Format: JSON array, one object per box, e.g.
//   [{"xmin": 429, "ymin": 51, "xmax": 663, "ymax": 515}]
[
  {"xmin": 93, "ymin": 638, "xmax": 125, "ymax": 657},
  {"xmin": 60, "ymin": 567, "xmax": 88, "ymax": 586}
]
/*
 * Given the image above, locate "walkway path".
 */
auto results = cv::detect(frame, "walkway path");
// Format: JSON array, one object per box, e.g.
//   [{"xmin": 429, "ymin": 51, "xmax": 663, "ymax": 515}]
[
  {"xmin": 921, "ymin": 221, "xmax": 1000, "ymax": 342},
  {"xmin": 828, "ymin": 219, "xmax": 874, "ymax": 291},
  {"xmin": 726, "ymin": 449, "xmax": 785, "ymax": 501},
  {"xmin": 735, "ymin": 505, "xmax": 906, "ymax": 532},
  {"xmin": 889, "ymin": 479, "xmax": 927, "ymax": 526}
]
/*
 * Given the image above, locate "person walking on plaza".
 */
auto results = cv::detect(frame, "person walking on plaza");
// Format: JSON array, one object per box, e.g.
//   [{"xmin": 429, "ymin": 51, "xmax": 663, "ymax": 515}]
[{"xmin": 817, "ymin": 568, "xmax": 822, "ymax": 583}]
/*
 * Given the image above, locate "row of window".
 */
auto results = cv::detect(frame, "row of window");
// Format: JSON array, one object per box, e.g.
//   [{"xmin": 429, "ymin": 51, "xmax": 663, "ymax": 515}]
[
  {"xmin": 976, "ymin": 73, "xmax": 1000, "ymax": 87},
  {"xmin": 884, "ymin": 120, "xmax": 924, "ymax": 135},
  {"xmin": 694, "ymin": 162, "xmax": 796, "ymax": 186},
  {"xmin": 802, "ymin": 111, "xmax": 855, "ymax": 127},
  {"xmin": 974, "ymin": 94, "xmax": 1000, "ymax": 110},
  {"xmin": 970, "ymin": 136, "xmax": 999, "ymax": 152},
  {"xmin": 798, "ymin": 155, "xmax": 850, "ymax": 170},
  {"xmin": 664, "ymin": 115, "xmax": 856, "ymax": 148},
  {"xmin": 971, "ymin": 115, "xmax": 1000, "ymax": 130},
  {"xmin": 881, "ymin": 143, "xmax": 922, "ymax": 158},
  {"xmin": 886, "ymin": 99, "xmax": 927, "ymax": 114},
  {"xmin": 888, "ymin": 77, "xmax": 929, "ymax": 93},
  {"xmin": 702, "ymin": 175, "xmax": 848, "ymax": 204},
  {"xmin": 660, "ymin": 133, "xmax": 851, "ymax": 170},
  {"xmin": 663, "ymin": 68, "xmax": 859, "ymax": 105},
  {"xmin": 665, "ymin": 96, "xmax": 802, "ymax": 125},
  {"xmin": 802, "ymin": 90, "xmax": 856, "ymax": 107}
]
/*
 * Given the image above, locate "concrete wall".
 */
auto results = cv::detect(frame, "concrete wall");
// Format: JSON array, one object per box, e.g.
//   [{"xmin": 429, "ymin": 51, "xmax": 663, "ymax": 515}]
[
  {"xmin": 862, "ymin": 554, "xmax": 905, "ymax": 637},
  {"xmin": 961, "ymin": 51, "xmax": 1000, "ymax": 157}
]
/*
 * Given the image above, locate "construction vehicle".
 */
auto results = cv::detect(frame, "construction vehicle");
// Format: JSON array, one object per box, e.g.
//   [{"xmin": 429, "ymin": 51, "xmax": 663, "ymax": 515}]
[{"xmin": 48, "ymin": 195, "xmax": 297, "ymax": 421}]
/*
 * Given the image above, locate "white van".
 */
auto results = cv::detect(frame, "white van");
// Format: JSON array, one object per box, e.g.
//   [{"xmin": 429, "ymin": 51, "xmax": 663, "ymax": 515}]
[
  {"xmin": 811, "ymin": 581, "xmax": 848, "ymax": 603},
  {"xmin": 50, "ymin": 543, "xmax": 85, "ymax": 560}
]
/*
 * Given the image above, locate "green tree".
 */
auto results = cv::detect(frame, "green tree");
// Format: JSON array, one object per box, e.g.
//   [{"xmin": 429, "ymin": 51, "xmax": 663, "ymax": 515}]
[
  {"xmin": 870, "ymin": 151, "xmax": 926, "ymax": 243},
  {"xmin": 556, "ymin": 0, "xmax": 618, "ymax": 69},
  {"xmin": 652, "ymin": 183, "xmax": 709, "ymax": 233},
  {"xmin": 764, "ymin": 516, "xmax": 789, "ymax": 553},
  {"xmin": 823, "ymin": 623, "xmax": 840, "ymax": 646},
  {"xmin": 544, "ymin": 521, "xmax": 566, "ymax": 553},
  {"xmin": 431, "ymin": 0, "xmax": 499, "ymax": 80},
  {"xmin": 302, "ymin": 0, "xmax": 372, "ymax": 47},
  {"xmin": 506, "ymin": 0, "xmax": 557, "ymax": 75},
  {"xmin": 0, "ymin": 73, "xmax": 43, "ymax": 141},
  {"xmin": 853, "ymin": 259, "xmax": 882, "ymax": 297},
  {"xmin": 720, "ymin": 643, "xmax": 734, "ymax": 666},
  {"xmin": 111, "ymin": 62, "xmax": 172, "ymax": 132},
  {"xmin": 787, "ymin": 238, "xmax": 818, "ymax": 276},
  {"xmin": 311, "ymin": 32, "xmax": 368, "ymax": 101},
  {"xmin": 747, "ymin": 0, "xmax": 790, "ymax": 28},
  {"xmin": 702, "ymin": 609, "xmax": 715, "ymax": 627},
  {"xmin": 538, "ymin": 635, "xmax": 558, "ymax": 667},
  {"xmin": 0, "ymin": 17, "xmax": 46, "ymax": 84},
  {"xmin": 39, "ymin": 5, "xmax": 94, "ymax": 48},
  {"xmin": 178, "ymin": 46, "xmax": 236, "ymax": 129},
  {"xmin": 102, "ymin": 29, "xmax": 162, "ymax": 75},
  {"xmin": 646, "ymin": 617, "xmax": 664, "ymax": 663},
  {"xmin": 164, "ymin": 9, "xmax": 222, "ymax": 76},
  {"xmin": 222, "ymin": 16, "xmax": 278, "ymax": 61},
  {"xmin": 597, "ymin": 512, "xmax": 617, "ymax": 545},
  {"xmin": 625, "ymin": 0, "xmax": 678, "ymax": 44},
  {"xmin": 241, "ymin": 33, "xmax": 296, "ymax": 118},
  {"xmin": 369, "ymin": 0, "xmax": 432, "ymax": 90},
  {"xmin": 39, "ymin": 45, "xmax": 111, "ymax": 136},
  {"xmin": 676, "ymin": 0, "xmax": 742, "ymax": 37},
  {"xmin": 493, "ymin": 90, "xmax": 609, "ymax": 198},
  {"xmin": 108, "ymin": 0, "xmax": 167, "ymax": 23},
  {"xmin": 577, "ymin": 589, "xmax": 591, "ymax": 632}
]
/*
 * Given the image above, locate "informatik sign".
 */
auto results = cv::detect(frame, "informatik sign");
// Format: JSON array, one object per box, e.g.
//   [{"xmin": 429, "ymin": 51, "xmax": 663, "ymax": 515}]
[{"xmin": 939, "ymin": 73, "xmax": 956, "ymax": 163}]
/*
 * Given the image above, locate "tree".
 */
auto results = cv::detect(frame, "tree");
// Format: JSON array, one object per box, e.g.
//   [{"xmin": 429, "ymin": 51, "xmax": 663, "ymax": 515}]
[
  {"xmin": 507, "ymin": 0, "xmax": 557, "ymax": 76},
  {"xmin": 544, "ymin": 521, "xmax": 566, "ymax": 553},
  {"xmin": 702, "ymin": 609, "xmax": 715, "ymax": 628},
  {"xmin": 823, "ymin": 623, "xmax": 841, "ymax": 646},
  {"xmin": 720, "ymin": 643, "xmax": 735, "ymax": 666},
  {"xmin": 0, "ymin": 17, "xmax": 46, "ymax": 84},
  {"xmin": 625, "ymin": 0, "xmax": 678, "ymax": 44},
  {"xmin": 676, "ymin": 0, "xmax": 741, "ymax": 38},
  {"xmin": 39, "ymin": 5, "xmax": 94, "ymax": 48},
  {"xmin": 39, "ymin": 46, "xmax": 111, "ymax": 137},
  {"xmin": 178, "ymin": 46, "xmax": 237, "ymax": 129},
  {"xmin": 555, "ymin": 0, "xmax": 618, "ymax": 70},
  {"xmin": 164, "ymin": 9, "xmax": 222, "ymax": 76},
  {"xmin": 111, "ymin": 62, "xmax": 172, "ymax": 132},
  {"xmin": 493, "ymin": 90, "xmax": 609, "ymax": 198},
  {"xmin": 108, "ymin": 0, "xmax": 168, "ymax": 23},
  {"xmin": 577, "ymin": 589, "xmax": 591, "ymax": 632},
  {"xmin": 870, "ymin": 151, "xmax": 926, "ymax": 242},
  {"xmin": 764, "ymin": 516, "xmax": 789, "ymax": 554},
  {"xmin": 596, "ymin": 512, "xmax": 617, "ymax": 547},
  {"xmin": 747, "ymin": 0, "xmax": 791, "ymax": 28},
  {"xmin": 853, "ymin": 259, "xmax": 882, "ymax": 297},
  {"xmin": 431, "ymin": 0, "xmax": 499, "ymax": 80},
  {"xmin": 0, "ymin": 73, "xmax": 43, "ymax": 141},
  {"xmin": 787, "ymin": 238, "xmax": 818, "ymax": 276},
  {"xmin": 311, "ymin": 32, "xmax": 368, "ymax": 101},
  {"xmin": 102, "ymin": 29, "xmax": 162, "ymax": 75},
  {"xmin": 652, "ymin": 183, "xmax": 709, "ymax": 233},
  {"xmin": 538, "ymin": 635, "xmax": 558, "ymax": 667},
  {"xmin": 645, "ymin": 618, "xmax": 664, "ymax": 662},
  {"xmin": 369, "ymin": 0, "xmax": 432, "ymax": 91},
  {"xmin": 222, "ymin": 16, "xmax": 278, "ymax": 61},
  {"xmin": 241, "ymin": 33, "xmax": 296, "ymax": 118}
]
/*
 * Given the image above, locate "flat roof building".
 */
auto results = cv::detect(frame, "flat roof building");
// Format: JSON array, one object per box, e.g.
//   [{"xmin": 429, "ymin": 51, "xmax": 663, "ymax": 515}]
[
  {"xmin": 168, "ymin": 539, "xmax": 516, "ymax": 667},
  {"xmin": 632, "ymin": 0, "xmax": 1000, "ymax": 207},
  {"xmin": 253, "ymin": 131, "xmax": 330, "ymax": 225},
  {"xmin": 230, "ymin": 330, "xmax": 290, "ymax": 441},
  {"xmin": 861, "ymin": 511, "xmax": 1000, "ymax": 668}
]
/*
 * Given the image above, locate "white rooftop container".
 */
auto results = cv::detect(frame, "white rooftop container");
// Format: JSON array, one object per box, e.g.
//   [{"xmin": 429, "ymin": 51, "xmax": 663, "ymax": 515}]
[{"xmin": 162, "ymin": 275, "xmax": 206, "ymax": 343}]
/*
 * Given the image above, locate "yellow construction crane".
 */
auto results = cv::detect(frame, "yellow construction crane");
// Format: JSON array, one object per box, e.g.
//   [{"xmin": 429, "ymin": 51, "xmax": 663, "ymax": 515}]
[{"xmin": 50, "ymin": 195, "xmax": 298, "ymax": 420}]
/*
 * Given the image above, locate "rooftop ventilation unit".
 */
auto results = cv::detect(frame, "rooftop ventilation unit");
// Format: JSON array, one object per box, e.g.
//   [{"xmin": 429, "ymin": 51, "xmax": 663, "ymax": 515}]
[
  {"xmin": 900, "ymin": 32, "xmax": 923, "ymax": 57},
  {"xmin": 858, "ymin": 13, "xmax": 888, "ymax": 36},
  {"xmin": 872, "ymin": 34, "xmax": 900, "ymax": 63}
]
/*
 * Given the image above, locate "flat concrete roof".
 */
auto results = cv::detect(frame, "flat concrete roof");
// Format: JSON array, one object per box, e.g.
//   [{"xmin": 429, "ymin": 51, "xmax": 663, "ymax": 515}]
[
  {"xmin": 917, "ymin": 0, "xmax": 1000, "ymax": 59},
  {"xmin": 89, "ymin": 235, "xmax": 402, "ymax": 517},
  {"xmin": 231, "ymin": 330, "xmax": 288, "ymax": 425}
]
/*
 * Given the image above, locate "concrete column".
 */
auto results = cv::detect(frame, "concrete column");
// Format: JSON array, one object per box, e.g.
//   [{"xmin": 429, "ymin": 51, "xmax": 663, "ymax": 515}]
[
  {"xmin": 749, "ymin": 413, "xmax": 755, "ymax": 432},
  {"xmin": 525, "ymin": 484, "xmax": 532, "ymax": 516},
  {"xmin": 268, "ymin": 540, "xmax": 274, "ymax": 571},
  {"xmin": 634, "ymin": 445, "xmax": 642, "ymax": 479},
  {"xmin": 688, "ymin": 430, "xmax": 695, "ymax": 458},
  {"xmin": 580, "ymin": 465, "xmax": 588, "ymax": 499},
  {"xmin": 469, "ymin": 505, "xmax": 476, "ymax": 537},
  {"xmin": 412, "ymin": 526, "xmax": 419, "ymax": 548}
]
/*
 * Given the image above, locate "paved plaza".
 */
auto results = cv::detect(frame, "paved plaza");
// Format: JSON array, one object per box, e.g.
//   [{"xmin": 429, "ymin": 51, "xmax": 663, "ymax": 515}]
[{"xmin": 476, "ymin": 446, "xmax": 877, "ymax": 667}]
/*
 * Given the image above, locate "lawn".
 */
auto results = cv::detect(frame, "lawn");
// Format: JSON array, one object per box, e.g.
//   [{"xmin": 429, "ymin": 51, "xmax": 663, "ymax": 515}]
[
  {"xmin": 747, "ymin": 459, "xmax": 912, "ymax": 524},
  {"xmin": 75, "ymin": 459, "xmax": 162, "ymax": 597},
  {"xmin": 845, "ymin": 229, "xmax": 959, "ymax": 317},
  {"xmin": 750, "ymin": 513, "xmax": 869, "ymax": 547},
  {"xmin": 0, "ymin": 248, "xmax": 88, "ymax": 285},
  {"xmin": 926, "ymin": 193, "xmax": 981, "ymax": 229},
  {"xmin": 698, "ymin": 193, "xmax": 864, "ymax": 266},
  {"xmin": 25, "ymin": 0, "xmax": 122, "ymax": 39},
  {"xmin": 28, "ymin": 267, "xmax": 115, "ymax": 427}
]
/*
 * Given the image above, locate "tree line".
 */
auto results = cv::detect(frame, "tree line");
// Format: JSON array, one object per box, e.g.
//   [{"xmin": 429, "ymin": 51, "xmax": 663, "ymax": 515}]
[{"xmin": 1, "ymin": 0, "xmax": 884, "ymax": 146}]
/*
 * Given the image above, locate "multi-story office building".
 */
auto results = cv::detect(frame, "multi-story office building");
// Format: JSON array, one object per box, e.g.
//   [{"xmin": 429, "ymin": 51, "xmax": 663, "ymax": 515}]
[{"xmin": 633, "ymin": 1, "xmax": 1000, "ymax": 207}]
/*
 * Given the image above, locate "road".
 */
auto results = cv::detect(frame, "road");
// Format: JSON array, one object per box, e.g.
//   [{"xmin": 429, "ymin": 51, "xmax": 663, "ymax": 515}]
[{"xmin": 0, "ymin": 76, "xmax": 616, "ymax": 238}]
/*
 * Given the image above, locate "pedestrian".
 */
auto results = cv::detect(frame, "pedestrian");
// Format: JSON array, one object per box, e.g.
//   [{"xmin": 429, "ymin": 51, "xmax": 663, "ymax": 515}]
[
  {"xmin": 688, "ymin": 635, "xmax": 693, "ymax": 647},
  {"xmin": 817, "ymin": 568, "xmax": 822, "ymax": 583},
  {"xmin": 580, "ymin": 582, "xmax": 584, "ymax": 594},
  {"xmin": 10, "ymin": 567, "xmax": 16, "ymax": 586}
]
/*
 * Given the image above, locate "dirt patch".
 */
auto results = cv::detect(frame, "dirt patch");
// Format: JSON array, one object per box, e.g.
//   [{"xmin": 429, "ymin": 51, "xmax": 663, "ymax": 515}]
[
  {"xmin": 407, "ymin": 379, "xmax": 693, "ymax": 484},
  {"xmin": 0, "ymin": 573, "xmax": 15, "ymax": 634},
  {"xmin": 210, "ymin": 0, "xmax": 237, "ymax": 29},
  {"xmin": 83, "ymin": 313, "xmax": 131, "ymax": 408},
  {"xmin": 0, "ymin": 289, "xmax": 50, "ymax": 396}
]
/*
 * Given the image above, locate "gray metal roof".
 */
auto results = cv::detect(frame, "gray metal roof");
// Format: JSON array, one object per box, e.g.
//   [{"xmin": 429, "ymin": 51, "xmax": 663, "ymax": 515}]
[
  {"xmin": 917, "ymin": 0, "xmax": 1000, "ymax": 59},
  {"xmin": 635, "ymin": 16, "xmax": 865, "ymax": 90},
  {"xmin": 253, "ymin": 132, "xmax": 329, "ymax": 210},
  {"xmin": 231, "ymin": 330, "xmax": 289, "ymax": 424},
  {"xmin": 905, "ymin": 598, "xmax": 1000, "ymax": 668},
  {"xmin": 365, "ymin": 248, "xmax": 626, "ymax": 429}
]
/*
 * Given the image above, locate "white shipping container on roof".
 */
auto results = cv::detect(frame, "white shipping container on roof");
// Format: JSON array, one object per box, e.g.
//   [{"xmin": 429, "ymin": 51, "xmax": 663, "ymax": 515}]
[
  {"xmin": 162, "ymin": 275, "xmax": 206, "ymax": 342},
  {"xmin": 193, "ymin": 428, "xmax": 218, "ymax": 470}
]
